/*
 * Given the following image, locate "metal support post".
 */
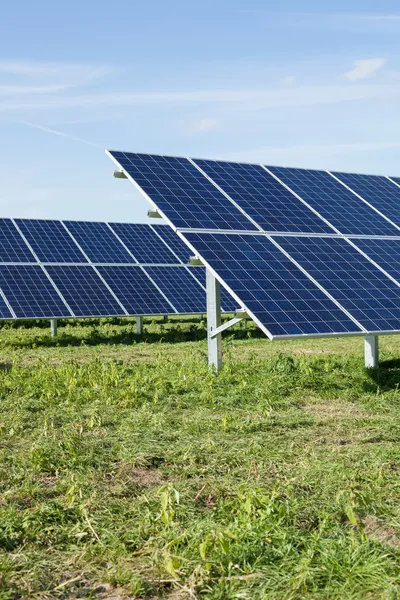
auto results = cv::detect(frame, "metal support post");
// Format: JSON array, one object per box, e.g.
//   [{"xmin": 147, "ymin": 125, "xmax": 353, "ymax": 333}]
[
  {"xmin": 163, "ymin": 315, "xmax": 168, "ymax": 322},
  {"xmin": 206, "ymin": 269, "xmax": 222, "ymax": 372},
  {"xmin": 50, "ymin": 319, "xmax": 57, "ymax": 338},
  {"xmin": 364, "ymin": 334, "xmax": 379, "ymax": 368},
  {"xmin": 136, "ymin": 316, "xmax": 143, "ymax": 335}
]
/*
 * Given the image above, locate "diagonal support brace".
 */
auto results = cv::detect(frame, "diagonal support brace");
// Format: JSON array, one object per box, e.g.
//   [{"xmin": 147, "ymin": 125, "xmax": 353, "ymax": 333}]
[{"xmin": 210, "ymin": 316, "xmax": 244, "ymax": 338}]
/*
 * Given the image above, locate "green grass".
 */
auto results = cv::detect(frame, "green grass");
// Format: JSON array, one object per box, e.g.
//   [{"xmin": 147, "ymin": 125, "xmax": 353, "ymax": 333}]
[{"xmin": 2, "ymin": 317, "xmax": 400, "ymax": 598}]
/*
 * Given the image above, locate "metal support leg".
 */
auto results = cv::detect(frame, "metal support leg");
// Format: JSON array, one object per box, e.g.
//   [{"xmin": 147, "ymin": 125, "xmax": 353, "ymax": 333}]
[
  {"xmin": 365, "ymin": 335, "xmax": 379, "ymax": 368},
  {"xmin": 50, "ymin": 319, "xmax": 57, "ymax": 338},
  {"xmin": 163, "ymin": 315, "xmax": 168, "ymax": 322},
  {"xmin": 136, "ymin": 316, "xmax": 143, "ymax": 335},
  {"xmin": 206, "ymin": 269, "xmax": 222, "ymax": 372}
]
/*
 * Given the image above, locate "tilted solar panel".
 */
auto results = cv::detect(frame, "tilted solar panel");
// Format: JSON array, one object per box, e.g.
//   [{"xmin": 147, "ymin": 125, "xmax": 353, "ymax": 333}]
[
  {"xmin": 276, "ymin": 236, "xmax": 400, "ymax": 332},
  {"xmin": 188, "ymin": 266, "xmax": 238, "ymax": 313},
  {"xmin": 107, "ymin": 152, "xmax": 258, "ymax": 231},
  {"xmin": 0, "ymin": 295, "xmax": 13, "ymax": 319},
  {"xmin": 64, "ymin": 221, "xmax": 134, "ymax": 263},
  {"xmin": 152, "ymin": 225, "xmax": 192, "ymax": 263},
  {"xmin": 182, "ymin": 232, "xmax": 362, "ymax": 337},
  {"xmin": 45, "ymin": 265, "xmax": 126, "ymax": 317},
  {"xmin": 0, "ymin": 219, "xmax": 36, "ymax": 262},
  {"xmin": 267, "ymin": 167, "xmax": 398, "ymax": 236},
  {"xmin": 97, "ymin": 265, "xmax": 175, "ymax": 315},
  {"xmin": 109, "ymin": 223, "xmax": 177, "ymax": 264},
  {"xmin": 144, "ymin": 266, "xmax": 208, "ymax": 314},
  {"xmin": 0, "ymin": 265, "xmax": 71, "ymax": 318},
  {"xmin": 350, "ymin": 238, "xmax": 400, "ymax": 284},
  {"xmin": 331, "ymin": 172, "xmax": 400, "ymax": 231},
  {"xmin": 193, "ymin": 159, "xmax": 334, "ymax": 234},
  {"xmin": 16, "ymin": 219, "xmax": 88, "ymax": 263}
]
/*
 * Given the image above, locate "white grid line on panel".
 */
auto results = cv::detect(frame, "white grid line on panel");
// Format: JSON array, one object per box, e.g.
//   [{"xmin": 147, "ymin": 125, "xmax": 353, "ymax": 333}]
[
  {"xmin": 105, "ymin": 223, "xmax": 140, "ymax": 263},
  {"xmin": 150, "ymin": 225, "xmax": 184, "ymax": 264},
  {"xmin": 139, "ymin": 266, "xmax": 179, "ymax": 314},
  {"xmin": 344, "ymin": 238, "xmax": 400, "ymax": 290},
  {"xmin": 387, "ymin": 176, "xmax": 400, "ymax": 190}
]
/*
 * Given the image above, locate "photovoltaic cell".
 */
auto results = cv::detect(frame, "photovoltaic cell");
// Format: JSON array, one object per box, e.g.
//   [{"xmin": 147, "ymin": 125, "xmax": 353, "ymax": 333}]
[
  {"xmin": 45, "ymin": 265, "xmax": 125, "ymax": 317},
  {"xmin": 193, "ymin": 159, "xmax": 333, "ymax": 234},
  {"xmin": 144, "ymin": 266, "xmax": 206, "ymax": 314},
  {"xmin": 97, "ymin": 265, "xmax": 174, "ymax": 315},
  {"xmin": 350, "ymin": 238, "xmax": 400, "ymax": 284},
  {"xmin": 0, "ymin": 219, "xmax": 36, "ymax": 263},
  {"xmin": 267, "ymin": 166, "xmax": 399, "ymax": 236},
  {"xmin": 152, "ymin": 226, "xmax": 191, "ymax": 264},
  {"xmin": 64, "ymin": 221, "xmax": 134, "ymax": 263},
  {"xmin": 0, "ymin": 295, "xmax": 13, "ymax": 319},
  {"xmin": 0, "ymin": 265, "xmax": 70, "ymax": 318},
  {"xmin": 108, "ymin": 151, "xmax": 257, "ymax": 231},
  {"xmin": 276, "ymin": 236, "xmax": 400, "ymax": 332},
  {"xmin": 183, "ymin": 232, "xmax": 361, "ymax": 336},
  {"xmin": 332, "ymin": 172, "xmax": 400, "ymax": 230},
  {"xmin": 109, "ymin": 223, "xmax": 177, "ymax": 264},
  {"xmin": 16, "ymin": 219, "xmax": 88, "ymax": 263}
]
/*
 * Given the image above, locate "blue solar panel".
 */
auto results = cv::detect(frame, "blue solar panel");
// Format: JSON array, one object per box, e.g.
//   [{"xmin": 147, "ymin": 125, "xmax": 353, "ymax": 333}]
[
  {"xmin": 350, "ymin": 238, "xmax": 400, "ymax": 284},
  {"xmin": 183, "ymin": 233, "xmax": 361, "ymax": 336},
  {"xmin": 188, "ymin": 267, "xmax": 238, "ymax": 313},
  {"xmin": 45, "ymin": 266, "xmax": 125, "ymax": 317},
  {"xmin": 97, "ymin": 265, "xmax": 174, "ymax": 315},
  {"xmin": 152, "ymin": 225, "xmax": 191, "ymax": 264},
  {"xmin": 16, "ymin": 219, "xmax": 88, "ymax": 263},
  {"xmin": 276, "ymin": 236, "xmax": 400, "ymax": 332},
  {"xmin": 109, "ymin": 223, "xmax": 178, "ymax": 264},
  {"xmin": 268, "ymin": 167, "xmax": 399, "ymax": 236},
  {"xmin": 332, "ymin": 172, "xmax": 400, "ymax": 230},
  {"xmin": 193, "ymin": 159, "xmax": 334, "ymax": 234},
  {"xmin": 0, "ymin": 219, "xmax": 36, "ymax": 263},
  {"xmin": 64, "ymin": 221, "xmax": 134, "ymax": 263},
  {"xmin": 108, "ymin": 151, "xmax": 257, "ymax": 231},
  {"xmin": 0, "ymin": 295, "xmax": 14, "ymax": 319},
  {"xmin": 144, "ymin": 266, "xmax": 206, "ymax": 314},
  {"xmin": 0, "ymin": 265, "xmax": 70, "ymax": 318}
]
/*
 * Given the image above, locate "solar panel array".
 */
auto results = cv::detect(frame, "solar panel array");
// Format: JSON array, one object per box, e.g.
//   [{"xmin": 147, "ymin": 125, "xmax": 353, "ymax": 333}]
[
  {"xmin": 107, "ymin": 150, "xmax": 400, "ymax": 339},
  {"xmin": 0, "ymin": 220, "xmax": 238, "ymax": 320}
]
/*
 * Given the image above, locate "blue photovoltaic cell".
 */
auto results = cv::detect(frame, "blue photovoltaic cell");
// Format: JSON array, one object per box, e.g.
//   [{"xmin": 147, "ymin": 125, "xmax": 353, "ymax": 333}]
[
  {"xmin": 153, "ymin": 225, "xmax": 192, "ymax": 264},
  {"xmin": 188, "ymin": 267, "xmax": 238, "ymax": 313},
  {"xmin": 332, "ymin": 172, "xmax": 400, "ymax": 230},
  {"xmin": 145, "ymin": 266, "xmax": 206, "ymax": 314},
  {"xmin": 276, "ymin": 236, "xmax": 400, "ymax": 332},
  {"xmin": 0, "ymin": 219, "xmax": 35, "ymax": 263},
  {"xmin": 108, "ymin": 151, "xmax": 257, "ymax": 231},
  {"xmin": 16, "ymin": 219, "xmax": 88, "ymax": 263},
  {"xmin": 109, "ymin": 223, "xmax": 178, "ymax": 264},
  {"xmin": 0, "ymin": 265, "xmax": 70, "ymax": 318},
  {"xmin": 193, "ymin": 159, "xmax": 333, "ymax": 234},
  {"xmin": 97, "ymin": 265, "xmax": 174, "ymax": 315},
  {"xmin": 0, "ymin": 295, "xmax": 12, "ymax": 319},
  {"xmin": 183, "ymin": 233, "xmax": 361, "ymax": 336},
  {"xmin": 45, "ymin": 265, "xmax": 125, "ymax": 317},
  {"xmin": 350, "ymin": 238, "xmax": 400, "ymax": 283},
  {"xmin": 64, "ymin": 221, "xmax": 134, "ymax": 263},
  {"xmin": 267, "ymin": 166, "xmax": 399, "ymax": 236}
]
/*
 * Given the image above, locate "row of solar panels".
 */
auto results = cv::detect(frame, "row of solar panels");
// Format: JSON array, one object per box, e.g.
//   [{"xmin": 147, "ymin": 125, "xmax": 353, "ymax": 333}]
[
  {"xmin": 108, "ymin": 151, "xmax": 400, "ymax": 339},
  {"xmin": 108, "ymin": 151, "xmax": 400, "ymax": 237},
  {"xmin": 0, "ymin": 221, "xmax": 237, "ymax": 320}
]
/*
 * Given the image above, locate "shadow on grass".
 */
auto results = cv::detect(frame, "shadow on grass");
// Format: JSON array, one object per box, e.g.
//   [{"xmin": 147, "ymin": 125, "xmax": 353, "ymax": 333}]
[
  {"xmin": 366, "ymin": 359, "xmax": 400, "ymax": 391},
  {"xmin": 7, "ymin": 324, "xmax": 266, "ymax": 349}
]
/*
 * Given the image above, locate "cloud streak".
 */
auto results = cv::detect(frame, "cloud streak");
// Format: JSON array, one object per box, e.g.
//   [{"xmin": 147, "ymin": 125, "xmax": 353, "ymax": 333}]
[
  {"xmin": 20, "ymin": 121, "xmax": 101, "ymax": 148},
  {"xmin": 343, "ymin": 58, "xmax": 386, "ymax": 81}
]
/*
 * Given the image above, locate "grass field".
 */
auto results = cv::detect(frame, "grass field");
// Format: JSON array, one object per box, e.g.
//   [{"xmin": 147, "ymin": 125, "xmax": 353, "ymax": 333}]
[{"xmin": 1, "ymin": 317, "xmax": 400, "ymax": 599}]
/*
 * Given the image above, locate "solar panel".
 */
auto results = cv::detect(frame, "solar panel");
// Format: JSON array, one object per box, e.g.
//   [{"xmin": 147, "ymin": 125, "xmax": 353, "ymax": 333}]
[
  {"xmin": 16, "ymin": 219, "xmax": 88, "ymax": 263},
  {"xmin": 0, "ymin": 295, "xmax": 14, "ymax": 319},
  {"xmin": 0, "ymin": 265, "xmax": 71, "ymax": 318},
  {"xmin": 97, "ymin": 265, "xmax": 175, "ymax": 315},
  {"xmin": 45, "ymin": 265, "xmax": 126, "ymax": 317},
  {"xmin": 188, "ymin": 266, "xmax": 238, "ymax": 313},
  {"xmin": 267, "ymin": 167, "xmax": 399, "ymax": 236},
  {"xmin": 63, "ymin": 221, "xmax": 134, "ymax": 263},
  {"xmin": 276, "ymin": 236, "xmax": 400, "ymax": 332},
  {"xmin": 107, "ymin": 151, "xmax": 257, "ymax": 231},
  {"xmin": 0, "ymin": 219, "xmax": 36, "ymax": 262},
  {"xmin": 153, "ymin": 225, "xmax": 192, "ymax": 263},
  {"xmin": 109, "ymin": 223, "xmax": 177, "ymax": 264},
  {"xmin": 193, "ymin": 159, "xmax": 334, "ymax": 234},
  {"xmin": 144, "ymin": 266, "xmax": 207, "ymax": 314},
  {"xmin": 331, "ymin": 172, "xmax": 400, "ymax": 231},
  {"xmin": 182, "ymin": 232, "xmax": 362, "ymax": 336}
]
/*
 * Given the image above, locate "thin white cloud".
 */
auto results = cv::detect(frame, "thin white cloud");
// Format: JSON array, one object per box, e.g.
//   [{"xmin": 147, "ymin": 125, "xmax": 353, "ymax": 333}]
[
  {"xmin": 183, "ymin": 118, "xmax": 220, "ymax": 134},
  {"xmin": 0, "ymin": 59, "xmax": 112, "ymax": 80},
  {"xmin": 281, "ymin": 75, "xmax": 296, "ymax": 87},
  {"xmin": 20, "ymin": 121, "xmax": 101, "ymax": 147},
  {"xmin": 360, "ymin": 14, "xmax": 400, "ymax": 21},
  {"xmin": 343, "ymin": 58, "xmax": 386, "ymax": 81}
]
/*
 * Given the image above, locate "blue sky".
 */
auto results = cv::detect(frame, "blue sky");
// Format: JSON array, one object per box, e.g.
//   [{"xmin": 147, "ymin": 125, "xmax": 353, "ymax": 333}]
[{"xmin": 1, "ymin": 0, "xmax": 400, "ymax": 222}]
